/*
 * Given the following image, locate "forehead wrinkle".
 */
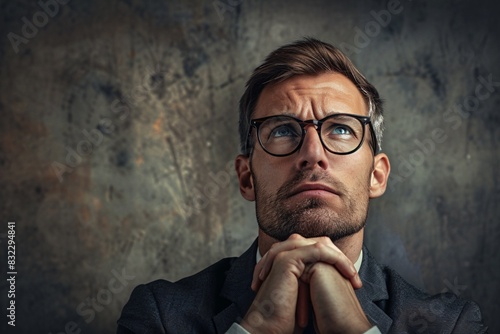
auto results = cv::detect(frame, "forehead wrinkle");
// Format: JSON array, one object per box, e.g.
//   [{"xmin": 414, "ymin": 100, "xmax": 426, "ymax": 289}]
[
  {"xmin": 293, "ymin": 76, "xmax": 369, "ymax": 117},
  {"xmin": 284, "ymin": 88, "xmax": 311, "ymax": 116},
  {"xmin": 279, "ymin": 86, "xmax": 335, "ymax": 119},
  {"xmin": 254, "ymin": 73, "xmax": 368, "ymax": 119}
]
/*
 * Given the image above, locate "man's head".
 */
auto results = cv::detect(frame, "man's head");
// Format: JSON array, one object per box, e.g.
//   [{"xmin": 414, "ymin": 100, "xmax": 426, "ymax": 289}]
[
  {"xmin": 235, "ymin": 38, "xmax": 390, "ymax": 244},
  {"xmin": 239, "ymin": 38, "xmax": 384, "ymax": 156}
]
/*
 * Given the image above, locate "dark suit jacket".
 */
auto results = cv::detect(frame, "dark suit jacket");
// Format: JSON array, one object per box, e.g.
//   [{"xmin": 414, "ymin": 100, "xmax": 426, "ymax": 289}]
[{"xmin": 117, "ymin": 239, "xmax": 487, "ymax": 333}]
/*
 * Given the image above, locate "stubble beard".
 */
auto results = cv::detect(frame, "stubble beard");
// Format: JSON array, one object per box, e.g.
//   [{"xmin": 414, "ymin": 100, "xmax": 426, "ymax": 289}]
[{"xmin": 254, "ymin": 169, "xmax": 370, "ymax": 242}]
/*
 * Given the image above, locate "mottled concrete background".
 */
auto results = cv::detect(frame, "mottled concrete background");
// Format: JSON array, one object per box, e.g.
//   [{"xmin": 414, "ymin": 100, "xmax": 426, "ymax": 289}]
[{"xmin": 0, "ymin": 0, "xmax": 499, "ymax": 333}]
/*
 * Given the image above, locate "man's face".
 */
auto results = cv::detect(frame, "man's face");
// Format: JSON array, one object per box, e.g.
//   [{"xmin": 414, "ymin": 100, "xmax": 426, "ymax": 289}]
[{"xmin": 238, "ymin": 72, "xmax": 386, "ymax": 242}]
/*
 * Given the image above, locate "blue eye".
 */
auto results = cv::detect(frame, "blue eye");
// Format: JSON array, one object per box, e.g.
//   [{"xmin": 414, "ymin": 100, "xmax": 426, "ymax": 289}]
[
  {"xmin": 332, "ymin": 126, "xmax": 352, "ymax": 135},
  {"xmin": 271, "ymin": 125, "xmax": 297, "ymax": 138}
]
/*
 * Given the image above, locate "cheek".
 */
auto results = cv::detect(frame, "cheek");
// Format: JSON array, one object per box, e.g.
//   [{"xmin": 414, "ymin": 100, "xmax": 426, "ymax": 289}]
[
  {"xmin": 256, "ymin": 164, "xmax": 286, "ymax": 187},
  {"xmin": 333, "ymin": 155, "xmax": 373, "ymax": 188},
  {"xmin": 252, "ymin": 156, "xmax": 292, "ymax": 190}
]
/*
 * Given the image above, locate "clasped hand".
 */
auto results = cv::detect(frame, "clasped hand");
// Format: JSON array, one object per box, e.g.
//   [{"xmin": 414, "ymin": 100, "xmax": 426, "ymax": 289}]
[{"xmin": 241, "ymin": 234, "xmax": 372, "ymax": 334}]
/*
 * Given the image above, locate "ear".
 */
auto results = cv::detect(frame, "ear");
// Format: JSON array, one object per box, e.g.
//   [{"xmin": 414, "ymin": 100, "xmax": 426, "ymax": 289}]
[
  {"xmin": 235, "ymin": 154, "xmax": 255, "ymax": 201},
  {"xmin": 369, "ymin": 153, "xmax": 390, "ymax": 198}
]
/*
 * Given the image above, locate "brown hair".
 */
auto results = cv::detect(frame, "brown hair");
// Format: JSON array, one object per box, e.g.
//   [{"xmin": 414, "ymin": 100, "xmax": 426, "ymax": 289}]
[{"xmin": 239, "ymin": 37, "xmax": 384, "ymax": 156}]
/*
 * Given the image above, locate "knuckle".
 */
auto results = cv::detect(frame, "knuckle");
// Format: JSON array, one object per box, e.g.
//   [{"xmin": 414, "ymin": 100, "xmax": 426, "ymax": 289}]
[
  {"xmin": 318, "ymin": 236, "xmax": 333, "ymax": 247},
  {"xmin": 312, "ymin": 242, "xmax": 325, "ymax": 258},
  {"xmin": 270, "ymin": 242, "xmax": 280, "ymax": 250},
  {"xmin": 320, "ymin": 236, "xmax": 331, "ymax": 243},
  {"xmin": 313, "ymin": 242, "xmax": 324, "ymax": 250},
  {"xmin": 268, "ymin": 244, "xmax": 278, "ymax": 257},
  {"xmin": 274, "ymin": 251, "xmax": 288, "ymax": 263}
]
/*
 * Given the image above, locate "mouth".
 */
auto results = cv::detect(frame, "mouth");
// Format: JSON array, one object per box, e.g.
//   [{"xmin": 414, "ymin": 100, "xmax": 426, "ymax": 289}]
[{"xmin": 288, "ymin": 183, "xmax": 340, "ymax": 198}]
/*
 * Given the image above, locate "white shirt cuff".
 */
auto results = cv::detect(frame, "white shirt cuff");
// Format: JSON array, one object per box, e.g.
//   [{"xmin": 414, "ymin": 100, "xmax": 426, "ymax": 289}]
[
  {"xmin": 365, "ymin": 325, "xmax": 382, "ymax": 334},
  {"xmin": 226, "ymin": 322, "xmax": 381, "ymax": 334},
  {"xmin": 225, "ymin": 322, "xmax": 250, "ymax": 334}
]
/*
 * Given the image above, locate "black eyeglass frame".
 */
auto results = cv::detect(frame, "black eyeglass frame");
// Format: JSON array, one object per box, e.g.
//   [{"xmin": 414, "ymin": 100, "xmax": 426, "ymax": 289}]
[{"xmin": 247, "ymin": 113, "xmax": 379, "ymax": 157}]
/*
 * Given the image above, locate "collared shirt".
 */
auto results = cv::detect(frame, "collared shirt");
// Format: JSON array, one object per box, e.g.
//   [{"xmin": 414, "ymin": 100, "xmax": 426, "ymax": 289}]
[{"xmin": 226, "ymin": 248, "xmax": 381, "ymax": 334}]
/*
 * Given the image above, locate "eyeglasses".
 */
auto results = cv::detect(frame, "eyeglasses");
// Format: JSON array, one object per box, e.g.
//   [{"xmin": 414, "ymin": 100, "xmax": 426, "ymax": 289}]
[{"xmin": 248, "ymin": 113, "xmax": 378, "ymax": 157}]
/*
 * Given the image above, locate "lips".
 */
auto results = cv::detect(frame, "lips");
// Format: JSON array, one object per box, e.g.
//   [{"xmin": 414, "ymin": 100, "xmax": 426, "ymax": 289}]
[{"xmin": 288, "ymin": 183, "xmax": 339, "ymax": 198}]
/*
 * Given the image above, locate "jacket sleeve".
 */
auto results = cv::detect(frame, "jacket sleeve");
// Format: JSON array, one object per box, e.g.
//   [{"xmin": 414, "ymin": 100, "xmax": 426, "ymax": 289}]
[
  {"xmin": 452, "ymin": 300, "xmax": 488, "ymax": 334},
  {"xmin": 117, "ymin": 284, "xmax": 166, "ymax": 334}
]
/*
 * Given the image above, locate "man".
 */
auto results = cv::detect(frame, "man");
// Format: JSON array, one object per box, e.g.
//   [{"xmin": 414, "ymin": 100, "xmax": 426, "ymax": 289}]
[{"xmin": 117, "ymin": 38, "xmax": 487, "ymax": 333}]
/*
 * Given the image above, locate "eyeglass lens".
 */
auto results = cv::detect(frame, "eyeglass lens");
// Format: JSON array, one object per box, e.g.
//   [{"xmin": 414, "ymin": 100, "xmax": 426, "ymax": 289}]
[{"xmin": 257, "ymin": 115, "xmax": 364, "ymax": 155}]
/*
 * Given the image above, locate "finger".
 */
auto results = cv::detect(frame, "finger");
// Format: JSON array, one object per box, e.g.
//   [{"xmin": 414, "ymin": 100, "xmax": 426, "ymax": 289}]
[
  {"xmin": 258, "ymin": 235, "xmax": 350, "ymax": 282},
  {"xmin": 258, "ymin": 236, "xmax": 312, "ymax": 281},
  {"xmin": 308, "ymin": 262, "xmax": 371, "ymax": 333},
  {"xmin": 251, "ymin": 251, "xmax": 268, "ymax": 291},
  {"xmin": 293, "ymin": 237, "xmax": 362, "ymax": 289},
  {"xmin": 252, "ymin": 234, "xmax": 313, "ymax": 289},
  {"xmin": 252, "ymin": 235, "xmax": 361, "ymax": 291},
  {"xmin": 255, "ymin": 234, "xmax": 345, "ymax": 284},
  {"xmin": 352, "ymin": 272, "xmax": 363, "ymax": 289},
  {"xmin": 306, "ymin": 237, "xmax": 362, "ymax": 288},
  {"xmin": 262, "ymin": 242, "xmax": 358, "ymax": 286}
]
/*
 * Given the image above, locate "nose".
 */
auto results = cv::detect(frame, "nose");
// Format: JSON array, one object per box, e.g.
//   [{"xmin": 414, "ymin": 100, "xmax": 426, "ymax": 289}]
[{"xmin": 295, "ymin": 125, "xmax": 329, "ymax": 170}]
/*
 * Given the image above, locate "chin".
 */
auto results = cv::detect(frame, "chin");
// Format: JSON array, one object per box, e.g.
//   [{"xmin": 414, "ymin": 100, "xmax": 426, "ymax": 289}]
[{"xmin": 257, "ymin": 196, "xmax": 367, "ymax": 242}]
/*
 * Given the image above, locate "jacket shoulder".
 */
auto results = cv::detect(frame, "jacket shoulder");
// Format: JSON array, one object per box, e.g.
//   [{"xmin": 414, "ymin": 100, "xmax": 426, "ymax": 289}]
[
  {"xmin": 367, "ymin": 254, "xmax": 487, "ymax": 333},
  {"xmin": 117, "ymin": 257, "xmax": 236, "ymax": 333}
]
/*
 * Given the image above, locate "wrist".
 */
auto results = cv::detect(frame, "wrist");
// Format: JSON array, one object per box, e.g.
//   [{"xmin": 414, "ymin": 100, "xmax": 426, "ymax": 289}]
[{"xmin": 240, "ymin": 307, "xmax": 283, "ymax": 334}]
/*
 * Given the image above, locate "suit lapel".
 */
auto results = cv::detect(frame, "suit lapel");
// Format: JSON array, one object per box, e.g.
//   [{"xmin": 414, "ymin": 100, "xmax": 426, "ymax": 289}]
[
  {"xmin": 213, "ymin": 239, "xmax": 258, "ymax": 333},
  {"xmin": 356, "ymin": 246, "xmax": 393, "ymax": 333}
]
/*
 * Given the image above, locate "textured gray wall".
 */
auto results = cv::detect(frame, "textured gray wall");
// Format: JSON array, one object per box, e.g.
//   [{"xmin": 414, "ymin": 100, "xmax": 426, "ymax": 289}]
[{"xmin": 1, "ymin": 0, "xmax": 499, "ymax": 333}]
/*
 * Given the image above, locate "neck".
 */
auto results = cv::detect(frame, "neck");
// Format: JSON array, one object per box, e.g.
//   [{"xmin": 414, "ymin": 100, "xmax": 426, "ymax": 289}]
[{"xmin": 257, "ymin": 229, "xmax": 364, "ymax": 265}]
